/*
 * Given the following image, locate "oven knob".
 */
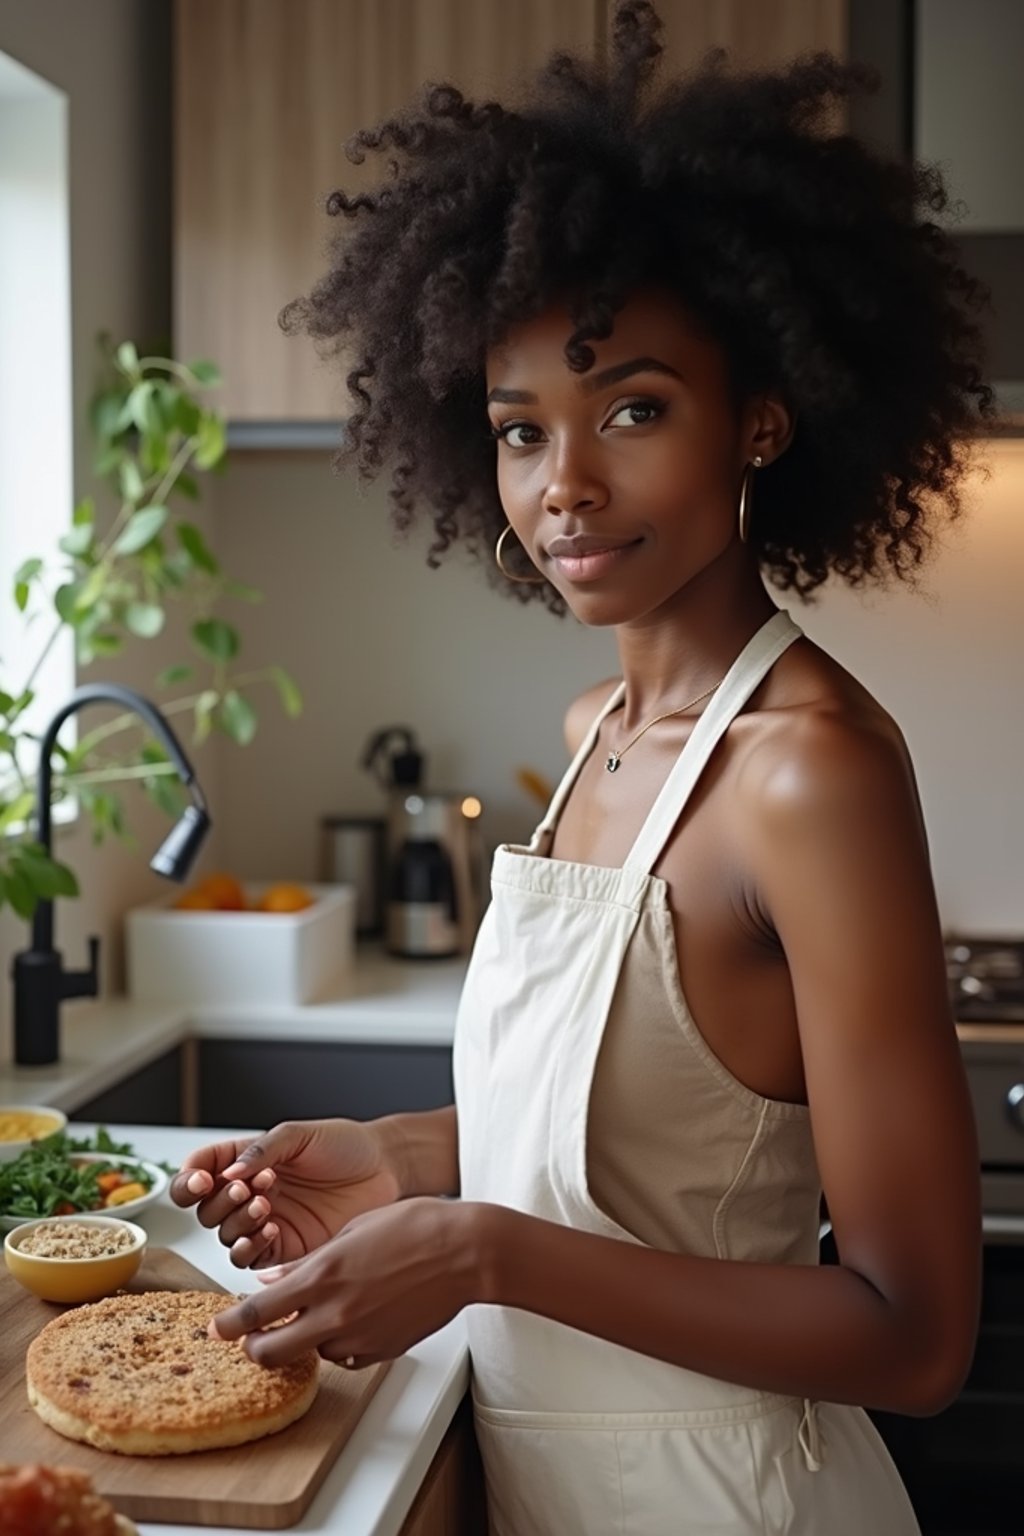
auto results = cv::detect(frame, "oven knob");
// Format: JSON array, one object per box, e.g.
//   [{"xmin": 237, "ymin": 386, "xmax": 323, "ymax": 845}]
[{"xmin": 1008, "ymin": 1084, "xmax": 1024, "ymax": 1131}]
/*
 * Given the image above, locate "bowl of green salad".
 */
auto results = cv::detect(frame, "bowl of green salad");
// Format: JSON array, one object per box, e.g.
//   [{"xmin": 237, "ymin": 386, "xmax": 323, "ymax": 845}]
[{"xmin": 0, "ymin": 1127, "xmax": 169, "ymax": 1233}]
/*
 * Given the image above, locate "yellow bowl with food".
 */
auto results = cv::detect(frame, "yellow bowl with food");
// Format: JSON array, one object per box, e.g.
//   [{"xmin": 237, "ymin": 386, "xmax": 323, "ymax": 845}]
[
  {"xmin": 4, "ymin": 1214, "xmax": 147, "ymax": 1303},
  {"xmin": 0, "ymin": 1105, "xmax": 68, "ymax": 1164}
]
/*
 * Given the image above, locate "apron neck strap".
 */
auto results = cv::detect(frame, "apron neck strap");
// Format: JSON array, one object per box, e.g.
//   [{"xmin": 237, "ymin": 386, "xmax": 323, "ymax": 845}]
[
  {"xmin": 527, "ymin": 678, "xmax": 627, "ymax": 854},
  {"xmin": 621, "ymin": 609, "xmax": 803, "ymax": 877}
]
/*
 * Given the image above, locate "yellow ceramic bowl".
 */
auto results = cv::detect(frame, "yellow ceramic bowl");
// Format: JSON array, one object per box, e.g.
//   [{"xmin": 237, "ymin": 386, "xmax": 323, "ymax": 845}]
[
  {"xmin": 0, "ymin": 1104, "xmax": 68, "ymax": 1164},
  {"xmin": 4, "ymin": 1214, "xmax": 147, "ymax": 1303}
]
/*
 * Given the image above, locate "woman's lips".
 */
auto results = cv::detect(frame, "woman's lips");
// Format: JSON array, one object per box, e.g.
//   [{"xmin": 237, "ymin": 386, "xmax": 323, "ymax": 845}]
[{"xmin": 550, "ymin": 539, "xmax": 643, "ymax": 582}]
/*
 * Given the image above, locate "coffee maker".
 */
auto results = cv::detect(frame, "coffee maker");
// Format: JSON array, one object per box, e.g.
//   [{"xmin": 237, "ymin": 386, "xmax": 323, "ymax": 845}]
[{"xmin": 361, "ymin": 726, "xmax": 485, "ymax": 959}]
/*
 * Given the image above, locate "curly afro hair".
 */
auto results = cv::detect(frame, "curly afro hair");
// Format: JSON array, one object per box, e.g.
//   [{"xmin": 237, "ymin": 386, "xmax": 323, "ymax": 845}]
[{"xmin": 281, "ymin": 0, "xmax": 998, "ymax": 614}]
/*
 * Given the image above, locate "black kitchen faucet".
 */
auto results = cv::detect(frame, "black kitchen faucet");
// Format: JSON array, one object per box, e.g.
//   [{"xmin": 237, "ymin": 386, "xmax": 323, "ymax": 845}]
[{"xmin": 10, "ymin": 683, "xmax": 210, "ymax": 1067}]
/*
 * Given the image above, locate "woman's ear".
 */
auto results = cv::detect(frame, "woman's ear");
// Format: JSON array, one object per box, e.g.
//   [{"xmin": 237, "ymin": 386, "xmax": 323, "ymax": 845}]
[{"xmin": 746, "ymin": 390, "xmax": 797, "ymax": 467}]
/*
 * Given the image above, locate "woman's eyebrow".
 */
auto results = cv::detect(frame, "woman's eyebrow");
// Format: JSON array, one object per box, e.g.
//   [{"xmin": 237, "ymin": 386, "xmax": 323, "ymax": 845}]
[{"xmin": 486, "ymin": 356, "xmax": 685, "ymax": 405}]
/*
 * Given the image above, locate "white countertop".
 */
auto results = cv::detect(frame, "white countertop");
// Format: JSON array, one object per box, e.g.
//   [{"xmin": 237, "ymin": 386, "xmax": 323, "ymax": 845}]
[
  {"xmin": 57, "ymin": 1121, "xmax": 470, "ymax": 1536},
  {"xmin": 0, "ymin": 947, "xmax": 469, "ymax": 1115}
]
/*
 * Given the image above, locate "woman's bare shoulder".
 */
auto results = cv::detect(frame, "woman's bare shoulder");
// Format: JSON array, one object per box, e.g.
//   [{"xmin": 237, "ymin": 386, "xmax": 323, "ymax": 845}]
[
  {"xmin": 563, "ymin": 676, "xmax": 622, "ymax": 756},
  {"xmin": 737, "ymin": 633, "xmax": 920, "ymax": 830}
]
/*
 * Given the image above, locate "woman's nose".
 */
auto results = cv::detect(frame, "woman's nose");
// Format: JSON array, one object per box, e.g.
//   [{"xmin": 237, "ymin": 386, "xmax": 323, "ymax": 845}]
[{"xmin": 542, "ymin": 445, "xmax": 608, "ymax": 517}]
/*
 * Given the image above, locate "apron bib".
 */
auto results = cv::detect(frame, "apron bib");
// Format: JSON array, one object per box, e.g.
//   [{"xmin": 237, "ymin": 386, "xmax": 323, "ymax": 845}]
[{"xmin": 453, "ymin": 608, "xmax": 921, "ymax": 1536}]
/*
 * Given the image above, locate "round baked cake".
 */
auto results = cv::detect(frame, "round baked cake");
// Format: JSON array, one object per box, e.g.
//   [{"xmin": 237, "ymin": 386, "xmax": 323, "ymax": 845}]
[{"xmin": 26, "ymin": 1291, "xmax": 319, "ymax": 1456}]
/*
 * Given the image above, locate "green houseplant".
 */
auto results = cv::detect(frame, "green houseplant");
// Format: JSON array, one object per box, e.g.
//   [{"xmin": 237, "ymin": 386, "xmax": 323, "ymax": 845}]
[{"xmin": 0, "ymin": 336, "xmax": 301, "ymax": 919}]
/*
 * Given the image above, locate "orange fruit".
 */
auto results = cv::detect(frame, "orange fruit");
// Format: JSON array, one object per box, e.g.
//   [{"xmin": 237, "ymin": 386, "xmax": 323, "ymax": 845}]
[
  {"xmin": 195, "ymin": 872, "xmax": 248, "ymax": 910},
  {"xmin": 173, "ymin": 888, "xmax": 219, "ymax": 910},
  {"xmin": 257, "ymin": 882, "xmax": 315, "ymax": 913}
]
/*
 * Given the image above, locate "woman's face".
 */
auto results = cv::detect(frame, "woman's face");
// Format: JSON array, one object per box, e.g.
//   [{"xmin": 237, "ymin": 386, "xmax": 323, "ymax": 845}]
[{"xmin": 484, "ymin": 288, "xmax": 784, "ymax": 626}]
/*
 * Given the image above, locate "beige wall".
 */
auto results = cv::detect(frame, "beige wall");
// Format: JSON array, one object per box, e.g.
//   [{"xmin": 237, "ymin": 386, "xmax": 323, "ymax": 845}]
[
  {"xmin": 0, "ymin": 0, "xmax": 217, "ymax": 1059},
  {"xmin": 211, "ymin": 438, "xmax": 1024, "ymax": 936}
]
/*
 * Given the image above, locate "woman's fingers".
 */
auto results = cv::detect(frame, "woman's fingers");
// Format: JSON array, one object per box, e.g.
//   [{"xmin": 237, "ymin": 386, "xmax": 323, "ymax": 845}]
[
  {"xmin": 227, "ymin": 1221, "xmax": 279, "ymax": 1270},
  {"xmin": 192, "ymin": 1179, "xmax": 256, "ymax": 1231},
  {"xmin": 220, "ymin": 1126, "xmax": 301, "ymax": 1183},
  {"xmin": 214, "ymin": 1193, "xmax": 273, "ymax": 1247},
  {"xmin": 170, "ymin": 1140, "xmax": 257, "ymax": 1208}
]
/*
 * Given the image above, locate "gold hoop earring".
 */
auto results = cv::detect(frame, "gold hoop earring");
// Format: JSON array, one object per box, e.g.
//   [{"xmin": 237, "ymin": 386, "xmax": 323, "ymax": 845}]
[
  {"xmin": 495, "ymin": 523, "xmax": 547, "ymax": 585},
  {"xmin": 738, "ymin": 455, "xmax": 763, "ymax": 544}
]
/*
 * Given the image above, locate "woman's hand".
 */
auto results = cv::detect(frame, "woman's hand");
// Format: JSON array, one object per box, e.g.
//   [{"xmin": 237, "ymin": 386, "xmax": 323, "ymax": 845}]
[
  {"xmin": 169, "ymin": 1118, "xmax": 403, "ymax": 1269},
  {"xmin": 208, "ymin": 1197, "xmax": 490, "ymax": 1367}
]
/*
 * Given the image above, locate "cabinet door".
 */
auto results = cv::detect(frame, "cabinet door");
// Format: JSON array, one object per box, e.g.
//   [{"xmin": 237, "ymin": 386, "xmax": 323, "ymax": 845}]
[
  {"xmin": 197, "ymin": 1039, "xmax": 454, "ymax": 1127},
  {"xmin": 174, "ymin": 0, "xmax": 598, "ymax": 422},
  {"xmin": 606, "ymin": 1, "xmax": 849, "ymax": 128},
  {"xmin": 73, "ymin": 1047, "xmax": 183, "ymax": 1125}
]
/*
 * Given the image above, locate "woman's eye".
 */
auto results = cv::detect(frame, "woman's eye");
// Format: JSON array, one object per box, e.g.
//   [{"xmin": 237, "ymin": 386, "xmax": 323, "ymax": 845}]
[
  {"xmin": 488, "ymin": 397, "xmax": 665, "ymax": 448},
  {"xmin": 489, "ymin": 421, "xmax": 540, "ymax": 448},
  {"xmin": 608, "ymin": 397, "xmax": 666, "ymax": 428}
]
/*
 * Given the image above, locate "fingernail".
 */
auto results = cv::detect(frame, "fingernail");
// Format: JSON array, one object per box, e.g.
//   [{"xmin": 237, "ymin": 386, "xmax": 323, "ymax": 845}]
[
  {"xmin": 228, "ymin": 1182, "xmax": 248, "ymax": 1201},
  {"xmin": 207, "ymin": 1319, "xmax": 221, "ymax": 1338},
  {"xmin": 247, "ymin": 1198, "xmax": 266, "ymax": 1219},
  {"xmin": 253, "ymin": 1169, "xmax": 274, "ymax": 1189},
  {"xmin": 187, "ymin": 1172, "xmax": 207, "ymax": 1194},
  {"xmin": 263, "ymin": 1223, "xmax": 278, "ymax": 1239}
]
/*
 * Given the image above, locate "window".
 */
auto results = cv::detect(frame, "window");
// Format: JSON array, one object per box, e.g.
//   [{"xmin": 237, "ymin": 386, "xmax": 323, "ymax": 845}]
[{"xmin": 0, "ymin": 49, "xmax": 74, "ymax": 802}]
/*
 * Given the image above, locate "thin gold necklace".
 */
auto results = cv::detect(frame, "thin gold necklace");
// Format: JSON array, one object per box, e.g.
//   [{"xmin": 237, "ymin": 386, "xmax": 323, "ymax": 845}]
[{"xmin": 605, "ymin": 679, "xmax": 725, "ymax": 773}]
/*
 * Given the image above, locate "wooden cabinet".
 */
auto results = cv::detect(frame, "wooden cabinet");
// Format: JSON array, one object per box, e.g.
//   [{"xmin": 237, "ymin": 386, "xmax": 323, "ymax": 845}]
[
  {"xmin": 176, "ymin": 0, "xmax": 854, "ymax": 425},
  {"xmin": 174, "ymin": 0, "xmax": 597, "ymax": 422},
  {"xmin": 611, "ymin": 0, "xmax": 847, "ymax": 76},
  {"xmin": 399, "ymin": 1394, "xmax": 488, "ymax": 1536}
]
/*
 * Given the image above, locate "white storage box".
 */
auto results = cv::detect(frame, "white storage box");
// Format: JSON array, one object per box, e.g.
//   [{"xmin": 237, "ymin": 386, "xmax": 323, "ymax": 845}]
[{"xmin": 125, "ymin": 883, "xmax": 356, "ymax": 1006}]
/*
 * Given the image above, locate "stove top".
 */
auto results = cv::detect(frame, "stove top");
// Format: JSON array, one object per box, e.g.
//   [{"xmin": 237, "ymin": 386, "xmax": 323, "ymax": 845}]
[{"xmin": 946, "ymin": 935, "xmax": 1024, "ymax": 1022}]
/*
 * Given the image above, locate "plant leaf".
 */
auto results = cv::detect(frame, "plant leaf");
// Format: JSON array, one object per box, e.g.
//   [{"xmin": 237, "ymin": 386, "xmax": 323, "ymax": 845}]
[
  {"xmin": 173, "ymin": 471, "xmax": 199, "ymax": 501},
  {"xmin": 193, "ymin": 689, "xmax": 219, "ymax": 745},
  {"xmin": 118, "ymin": 459, "xmax": 144, "ymax": 505},
  {"xmin": 14, "ymin": 844, "xmax": 79, "ymax": 899},
  {"xmin": 156, "ymin": 663, "xmax": 193, "ymax": 688},
  {"xmin": 3, "ymin": 864, "xmax": 35, "ymax": 918},
  {"xmin": 189, "ymin": 359, "xmax": 222, "ymax": 386},
  {"xmin": 125, "ymin": 602, "xmax": 165, "ymax": 638},
  {"xmin": 191, "ymin": 617, "xmax": 238, "ymax": 663},
  {"xmin": 55, "ymin": 583, "xmax": 84, "ymax": 624},
  {"xmin": 219, "ymin": 689, "xmax": 257, "ymax": 746},
  {"xmin": 194, "ymin": 414, "xmax": 226, "ymax": 470},
  {"xmin": 177, "ymin": 522, "xmax": 219, "ymax": 575},
  {"xmin": 116, "ymin": 340, "xmax": 140, "ymax": 375},
  {"xmin": 0, "ymin": 793, "xmax": 34, "ymax": 833},
  {"xmin": 59, "ymin": 524, "xmax": 94, "ymax": 558},
  {"xmin": 87, "ymin": 631, "xmax": 123, "ymax": 656},
  {"xmin": 270, "ymin": 665, "xmax": 303, "ymax": 717},
  {"xmin": 128, "ymin": 380, "xmax": 162, "ymax": 436},
  {"xmin": 114, "ymin": 504, "xmax": 168, "ymax": 556},
  {"xmin": 222, "ymin": 580, "xmax": 263, "ymax": 604}
]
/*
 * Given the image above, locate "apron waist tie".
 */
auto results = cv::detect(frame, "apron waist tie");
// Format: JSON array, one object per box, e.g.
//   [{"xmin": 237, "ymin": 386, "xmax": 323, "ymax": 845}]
[{"xmin": 797, "ymin": 1398, "xmax": 825, "ymax": 1472}]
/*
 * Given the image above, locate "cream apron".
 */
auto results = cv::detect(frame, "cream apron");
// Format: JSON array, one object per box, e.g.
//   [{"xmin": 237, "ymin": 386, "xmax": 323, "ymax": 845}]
[{"xmin": 452, "ymin": 608, "xmax": 921, "ymax": 1535}]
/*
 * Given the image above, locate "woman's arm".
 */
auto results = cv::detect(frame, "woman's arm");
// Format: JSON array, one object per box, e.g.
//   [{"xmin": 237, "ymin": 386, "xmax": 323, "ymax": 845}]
[
  {"xmin": 477, "ymin": 716, "xmax": 981, "ymax": 1416},
  {"xmin": 370, "ymin": 1105, "xmax": 460, "ymax": 1198}
]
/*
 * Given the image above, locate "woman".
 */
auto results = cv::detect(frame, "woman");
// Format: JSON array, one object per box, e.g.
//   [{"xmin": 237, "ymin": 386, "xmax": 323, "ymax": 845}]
[{"xmin": 172, "ymin": 5, "xmax": 990, "ymax": 1530}]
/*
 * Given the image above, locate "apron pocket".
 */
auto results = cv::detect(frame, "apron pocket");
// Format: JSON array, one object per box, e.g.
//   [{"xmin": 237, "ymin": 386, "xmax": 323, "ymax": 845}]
[
  {"xmin": 474, "ymin": 1399, "xmax": 795, "ymax": 1536},
  {"xmin": 473, "ymin": 1408, "xmax": 625, "ymax": 1536},
  {"xmin": 615, "ymin": 1419, "xmax": 769, "ymax": 1535}
]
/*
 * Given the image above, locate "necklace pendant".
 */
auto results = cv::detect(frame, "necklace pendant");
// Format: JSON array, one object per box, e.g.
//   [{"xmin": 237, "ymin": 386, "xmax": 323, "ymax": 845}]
[{"xmin": 605, "ymin": 753, "xmax": 621, "ymax": 773}]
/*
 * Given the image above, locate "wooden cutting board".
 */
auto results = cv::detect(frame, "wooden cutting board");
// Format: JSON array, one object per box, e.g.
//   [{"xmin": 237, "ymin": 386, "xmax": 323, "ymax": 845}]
[{"xmin": 0, "ymin": 1247, "xmax": 391, "ymax": 1528}]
